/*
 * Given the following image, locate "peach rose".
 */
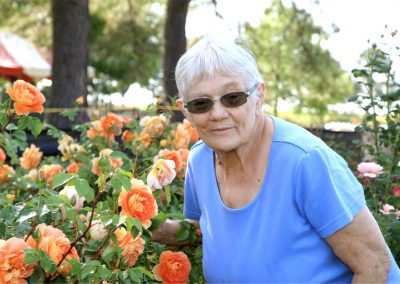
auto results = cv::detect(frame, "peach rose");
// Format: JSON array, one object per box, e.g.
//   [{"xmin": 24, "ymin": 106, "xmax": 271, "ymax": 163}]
[
  {"xmin": 0, "ymin": 148, "xmax": 6, "ymax": 164},
  {"xmin": 112, "ymin": 227, "xmax": 145, "ymax": 267},
  {"xmin": 152, "ymin": 250, "xmax": 191, "ymax": 284},
  {"xmin": 20, "ymin": 144, "xmax": 43, "ymax": 170},
  {"xmin": 357, "ymin": 162, "xmax": 383, "ymax": 178},
  {"xmin": 173, "ymin": 125, "xmax": 191, "ymax": 150},
  {"xmin": 39, "ymin": 164, "xmax": 63, "ymax": 186},
  {"xmin": 176, "ymin": 148, "xmax": 190, "ymax": 179},
  {"xmin": 91, "ymin": 149, "xmax": 123, "ymax": 176},
  {"xmin": 183, "ymin": 119, "xmax": 199, "ymax": 142},
  {"xmin": 138, "ymin": 131, "xmax": 153, "ymax": 148},
  {"xmin": 6, "ymin": 80, "xmax": 46, "ymax": 115},
  {"xmin": 0, "ymin": 237, "xmax": 35, "ymax": 284},
  {"xmin": 59, "ymin": 185, "xmax": 85, "ymax": 211},
  {"xmin": 100, "ymin": 112, "xmax": 123, "ymax": 136},
  {"xmin": 89, "ymin": 220, "xmax": 108, "ymax": 241},
  {"xmin": 67, "ymin": 162, "xmax": 80, "ymax": 173},
  {"xmin": 140, "ymin": 115, "xmax": 167, "ymax": 137},
  {"xmin": 27, "ymin": 169, "xmax": 38, "ymax": 182},
  {"xmin": 26, "ymin": 224, "xmax": 79, "ymax": 276},
  {"xmin": 0, "ymin": 164, "xmax": 15, "ymax": 182},
  {"xmin": 147, "ymin": 159, "xmax": 176, "ymax": 190},
  {"xmin": 157, "ymin": 149, "xmax": 182, "ymax": 172},
  {"xmin": 118, "ymin": 178, "xmax": 158, "ymax": 229}
]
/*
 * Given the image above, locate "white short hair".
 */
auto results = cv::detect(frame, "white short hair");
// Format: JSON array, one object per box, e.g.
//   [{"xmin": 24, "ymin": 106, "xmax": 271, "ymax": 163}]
[{"xmin": 175, "ymin": 35, "xmax": 263, "ymax": 99}]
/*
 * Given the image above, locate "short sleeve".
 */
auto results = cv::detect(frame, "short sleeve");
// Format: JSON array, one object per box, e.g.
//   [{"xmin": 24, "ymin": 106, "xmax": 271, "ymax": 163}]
[
  {"xmin": 295, "ymin": 146, "xmax": 366, "ymax": 238},
  {"xmin": 183, "ymin": 157, "xmax": 201, "ymax": 220}
]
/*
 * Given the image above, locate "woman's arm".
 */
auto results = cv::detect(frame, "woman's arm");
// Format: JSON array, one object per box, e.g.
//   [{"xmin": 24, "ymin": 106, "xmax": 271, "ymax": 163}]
[
  {"xmin": 151, "ymin": 219, "xmax": 200, "ymax": 246},
  {"xmin": 325, "ymin": 206, "xmax": 391, "ymax": 283}
]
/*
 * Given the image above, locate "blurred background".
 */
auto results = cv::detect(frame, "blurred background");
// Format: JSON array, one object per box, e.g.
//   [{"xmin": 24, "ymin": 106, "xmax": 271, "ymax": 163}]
[{"xmin": 0, "ymin": 0, "xmax": 399, "ymax": 130}]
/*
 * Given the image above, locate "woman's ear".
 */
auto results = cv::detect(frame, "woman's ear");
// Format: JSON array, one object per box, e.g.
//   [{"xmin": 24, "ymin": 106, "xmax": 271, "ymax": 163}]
[
  {"xmin": 255, "ymin": 83, "xmax": 265, "ymax": 108},
  {"xmin": 176, "ymin": 98, "xmax": 189, "ymax": 119}
]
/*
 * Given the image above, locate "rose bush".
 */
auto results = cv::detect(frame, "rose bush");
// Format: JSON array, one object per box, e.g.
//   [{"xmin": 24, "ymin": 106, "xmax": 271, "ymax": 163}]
[{"xmin": 0, "ymin": 81, "xmax": 202, "ymax": 283}]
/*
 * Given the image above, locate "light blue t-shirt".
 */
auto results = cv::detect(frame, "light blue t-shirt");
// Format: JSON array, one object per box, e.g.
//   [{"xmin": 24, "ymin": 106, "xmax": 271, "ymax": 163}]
[{"xmin": 184, "ymin": 116, "xmax": 400, "ymax": 283}]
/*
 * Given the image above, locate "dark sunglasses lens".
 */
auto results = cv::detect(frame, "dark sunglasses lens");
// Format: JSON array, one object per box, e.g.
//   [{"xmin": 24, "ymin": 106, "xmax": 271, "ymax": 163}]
[
  {"xmin": 187, "ymin": 98, "xmax": 213, "ymax": 113},
  {"xmin": 221, "ymin": 92, "xmax": 248, "ymax": 107}
]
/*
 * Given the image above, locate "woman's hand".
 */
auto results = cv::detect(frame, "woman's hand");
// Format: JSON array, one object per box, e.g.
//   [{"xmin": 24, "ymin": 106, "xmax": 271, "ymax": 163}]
[{"xmin": 152, "ymin": 219, "xmax": 200, "ymax": 246}]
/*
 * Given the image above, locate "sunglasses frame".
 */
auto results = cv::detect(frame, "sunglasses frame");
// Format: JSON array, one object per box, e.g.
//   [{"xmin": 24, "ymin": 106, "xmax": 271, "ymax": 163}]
[{"xmin": 184, "ymin": 83, "xmax": 259, "ymax": 114}]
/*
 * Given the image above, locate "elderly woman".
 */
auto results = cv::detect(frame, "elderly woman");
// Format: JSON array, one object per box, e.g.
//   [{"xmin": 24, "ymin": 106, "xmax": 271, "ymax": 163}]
[{"xmin": 153, "ymin": 36, "xmax": 400, "ymax": 283}]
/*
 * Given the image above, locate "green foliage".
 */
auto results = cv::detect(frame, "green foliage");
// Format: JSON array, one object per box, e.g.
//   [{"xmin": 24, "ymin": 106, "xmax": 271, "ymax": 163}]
[
  {"xmin": 244, "ymin": 0, "xmax": 353, "ymax": 120},
  {"xmin": 350, "ymin": 30, "xmax": 400, "ymax": 263}
]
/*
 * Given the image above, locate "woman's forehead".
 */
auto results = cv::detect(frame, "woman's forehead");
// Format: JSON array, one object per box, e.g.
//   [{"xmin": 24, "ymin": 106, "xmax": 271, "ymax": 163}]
[{"xmin": 187, "ymin": 74, "xmax": 245, "ymax": 97}]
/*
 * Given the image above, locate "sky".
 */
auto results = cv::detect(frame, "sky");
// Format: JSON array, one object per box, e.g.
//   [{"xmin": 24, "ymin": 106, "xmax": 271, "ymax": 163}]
[
  {"xmin": 186, "ymin": 0, "xmax": 400, "ymax": 73},
  {"xmin": 125, "ymin": 0, "xmax": 400, "ymax": 112}
]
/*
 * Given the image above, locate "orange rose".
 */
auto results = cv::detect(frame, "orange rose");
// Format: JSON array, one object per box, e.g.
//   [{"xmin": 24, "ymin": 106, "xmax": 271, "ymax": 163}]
[
  {"xmin": 39, "ymin": 164, "xmax": 63, "ymax": 186},
  {"xmin": 111, "ymin": 227, "xmax": 145, "ymax": 267},
  {"xmin": 91, "ymin": 149, "xmax": 123, "ymax": 176},
  {"xmin": 147, "ymin": 159, "xmax": 176, "ymax": 190},
  {"xmin": 0, "ymin": 164, "xmax": 15, "ymax": 182},
  {"xmin": 176, "ymin": 148, "xmax": 190, "ymax": 179},
  {"xmin": 20, "ymin": 144, "xmax": 43, "ymax": 170},
  {"xmin": 183, "ymin": 119, "xmax": 199, "ymax": 142},
  {"xmin": 159, "ymin": 139, "xmax": 169, "ymax": 148},
  {"xmin": 67, "ymin": 162, "xmax": 80, "ymax": 173},
  {"xmin": 87, "ymin": 120, "xmax": 103, "ymax": 139},
  {"xmin": 138, "ymin": 131, "xmax": 153, "ymax": 148},
  {"xmin": 0, "ymin": 148, "xmax": 6, "ymax": 164},
  {"xmin": 152, "ymin": 250, "xmax": 192, "ymax": 284},
  {"xmin": 6, "ymin": 80, "xmax": 46, "ymax": 115},
  {"xmin": 100, "ymin": 112, "xmax": 123, "ymax": 136},
  {"xmin": 118, "ymin": 178, "xmax": 158, "ymax": 229},
  {"xmin": 140, "ymin": 115, "xmax": 167, "ymax": 137},
  {"xmin": 26, "ymin": 224, "xmax": 79, "ymax": 276},
  {"xmin": 121, "ymin": 130, "xmax": 134, "ymax": 142},
  {"xmin": 157, "ymin": 149, "xmax": 182, "ymax": 173},
  {"xmin": 173, "ymin": 125, "xmax": 191, "ymax": 150},
  {"xmin": 0, "ymin": 237, "xmax": 35, "ymax": 284}
]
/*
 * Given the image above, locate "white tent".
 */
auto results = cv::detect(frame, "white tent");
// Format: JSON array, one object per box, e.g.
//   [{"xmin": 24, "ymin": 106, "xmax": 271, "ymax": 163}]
[{"xmin": 0, "ymin": 31, "xmax": 51, "ymax": 81}]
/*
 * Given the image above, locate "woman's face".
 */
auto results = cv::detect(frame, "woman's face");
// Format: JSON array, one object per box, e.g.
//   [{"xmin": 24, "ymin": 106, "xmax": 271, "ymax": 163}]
[{"xmin": 179, "ymin": 73, "xmax": 263, "ymax": 152}]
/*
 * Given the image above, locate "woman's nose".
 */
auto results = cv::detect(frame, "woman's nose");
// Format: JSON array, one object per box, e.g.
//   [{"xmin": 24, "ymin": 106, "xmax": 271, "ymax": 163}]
[{"xmin": 209, "ymin": 100, "xmax": 229, "ymax": 120}]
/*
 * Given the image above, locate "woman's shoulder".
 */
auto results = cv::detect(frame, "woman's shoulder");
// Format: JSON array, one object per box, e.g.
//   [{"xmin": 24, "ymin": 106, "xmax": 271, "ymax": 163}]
[
  {"xmin": 270, "ymin": 115, "xmax": 327, "ymax": 154},
  {"xmin": 188, "ymin": 140, "xmax": 212, "ymax": 162}
]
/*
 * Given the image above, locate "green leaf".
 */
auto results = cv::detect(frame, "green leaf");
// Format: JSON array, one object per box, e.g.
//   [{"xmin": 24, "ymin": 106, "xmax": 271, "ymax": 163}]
[
  {"xmin": 52, "ymin": 173, "xmax": 76, "ymax": 189},
  {"xmin": 98, "ymin": 266, "xmax": 112, "ymax": 280},
  {"xmin": 165, "ymin": 185, "xmax": 171, "ymax": 204},
  {"xmin": 110, "ymin": 151, "xmax": 127, "ymax": 159},
  {"xmin": 80, "ymin": 265, "xmax": 97, "ymax": 280},
  {"xmin": 351, "ymin": 68, "xmax": 369, "ymax": 78},
  {"xmin": 111, "ymin": 176, "xmax": 122, "ymax": 191},
  {"xmin": 0, "ymin": 222, "xmax": 5, "ymax": 238},
  {"xmin": 28, "ymin": 117, "xmax": 43, "ymax": 137},
  {"xmin": 116, "ymin": 173, "xmax": 131, "ymax": 191},
  {"xmin": 14, "ymin": 129, "xmax": 27, "ymax": 141},
  {"xmin": 24, "ymin": 249, "xmax": 41, "ymax": 265},
  {"xmin": 0, "ymin": 112, "xmax": 8, "ymax": 128},
  {"xmin": 175, "ymin": 221, "xmax": 190, "ymax": 241},
  {"xmin": 128, "ymin": 268, "xmax": 143, "ymax": 282},
  {"xmin": 39, "ymin": 250, "xmax": 57, "ymax": 273},
  {"xmin": 74, "ymin": 178, "xmax": 95, "ymax": 202},
  {"xmin": 17, "ymin": 211, "xmax": 37, "ymax": 223},
  {"xmin": 17, "ymin": 116, "xmax": 30, "ymax": 130},
  {"xmin": 6, "ymin": 123, "xmax": 17, "ymax": 130}
]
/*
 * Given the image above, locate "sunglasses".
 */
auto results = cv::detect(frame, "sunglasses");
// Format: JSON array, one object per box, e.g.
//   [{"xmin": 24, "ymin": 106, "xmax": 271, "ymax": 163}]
[{"xmin": 184, "ymin": 84, "xmax": 258, "ymax": 114}]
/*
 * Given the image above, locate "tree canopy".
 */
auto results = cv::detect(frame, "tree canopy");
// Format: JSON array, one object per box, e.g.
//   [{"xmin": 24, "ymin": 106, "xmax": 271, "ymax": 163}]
[{"xmin": 244, "ymin": 0, "xmax": 353, "ymax": 120}]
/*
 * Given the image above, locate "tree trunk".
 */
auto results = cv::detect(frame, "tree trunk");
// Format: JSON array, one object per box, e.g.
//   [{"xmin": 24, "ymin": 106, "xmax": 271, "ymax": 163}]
[
  {"xmin": 162, "ymin": 0, "xmax": 190, "ymax": 122},
  {"xmin": 47, "ymin": 0, "xmax": 89, "ymax": 130}
]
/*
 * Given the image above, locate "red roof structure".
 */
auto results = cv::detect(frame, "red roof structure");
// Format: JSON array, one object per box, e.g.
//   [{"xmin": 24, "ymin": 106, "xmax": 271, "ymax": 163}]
[{"xmin": 0, "ymin": 32, "xmax": 51, "ymax": 82}]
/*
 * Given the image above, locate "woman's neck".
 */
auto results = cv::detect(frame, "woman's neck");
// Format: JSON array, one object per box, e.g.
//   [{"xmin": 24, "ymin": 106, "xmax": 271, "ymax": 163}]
[{"xmin": 214, "ymin": 115, "xmax": 272, "ymax": 177}]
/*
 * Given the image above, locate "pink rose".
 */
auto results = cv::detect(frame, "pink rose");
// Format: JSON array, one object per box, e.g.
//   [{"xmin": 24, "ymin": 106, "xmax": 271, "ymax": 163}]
[{"xmin": 357, "ymin": 162, "xmax": 383, "ymax": 178}]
